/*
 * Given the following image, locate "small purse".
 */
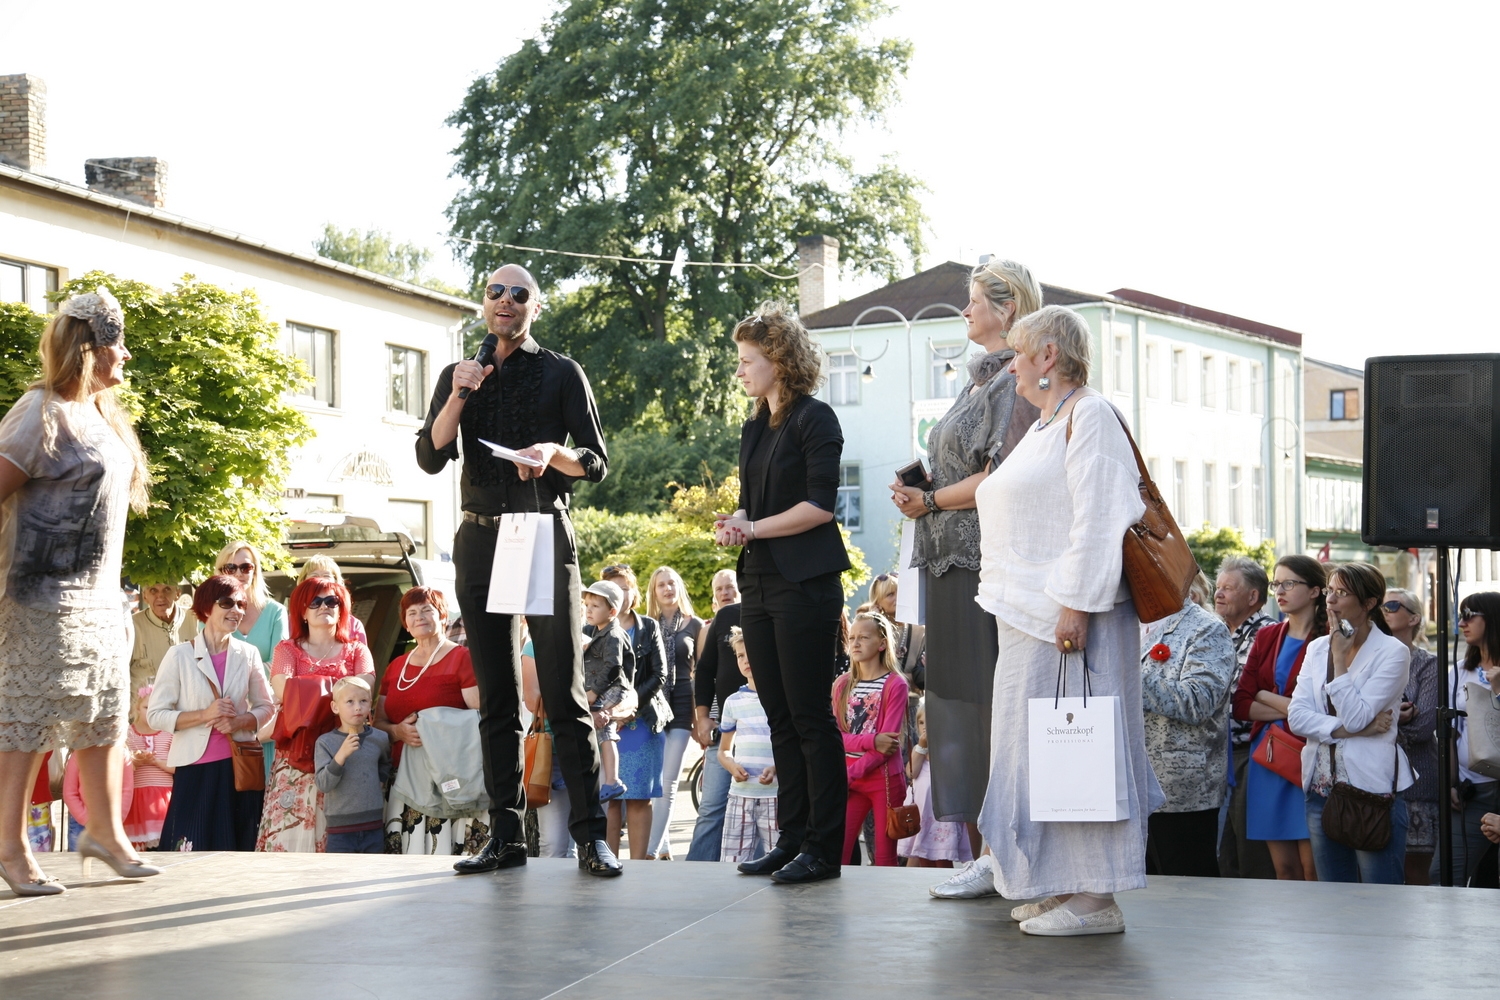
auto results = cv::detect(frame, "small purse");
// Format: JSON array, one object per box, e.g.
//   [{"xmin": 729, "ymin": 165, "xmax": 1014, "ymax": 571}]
[
  {"xmin": 523, "ymin": 708, "xmax": 553, "ymax": 808},
  {"xmin": 208, "ymin": 677, "xmax": 265, "ymax": 793},
  {"xmin": 1252, "ymin": 722, "xmax": 1306, "ymax": 786},
  {"xmin": 1318, "ymin": 647, "xmax": 1397, "ymax": 853},
  {"xmin": 883, "ymin": 746, "xmax": 921, "ymax": 841}
]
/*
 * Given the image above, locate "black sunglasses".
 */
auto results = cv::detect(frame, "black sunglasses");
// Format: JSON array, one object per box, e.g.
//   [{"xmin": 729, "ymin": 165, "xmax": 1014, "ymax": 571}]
[
  {"xmin": 1381, "ymin": 600, "xmax": 1417, "ymax": 615},
  {"xmin": 1461, "ymin": 610, "xmax": 1486, "ymax": 623},
  {"xmin": 220, "ymin": 562, "xmax": 255, "ymax": 574},
  {"xmin": 485, "ymin": 284, "xmax": 532, "ymax": 304},
  {"xmin": 309, "ymin": 595, "xmax": 342, "ymax": 610},
  {"xmin": 215, "ymin": 597, "xmax": 247, "ymax": 611}
]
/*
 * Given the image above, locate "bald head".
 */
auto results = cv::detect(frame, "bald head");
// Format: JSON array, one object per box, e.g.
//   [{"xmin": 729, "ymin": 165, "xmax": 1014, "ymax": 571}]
[{"xmin": 482, "ymin": 263, "xmax": 542, "ymax": 341}]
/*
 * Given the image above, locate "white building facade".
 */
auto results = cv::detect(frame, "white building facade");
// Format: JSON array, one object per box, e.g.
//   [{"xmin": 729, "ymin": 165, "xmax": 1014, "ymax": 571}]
[{"xmin": 802, "ymin": 262, "xmax": 1306, "ymax": 595}]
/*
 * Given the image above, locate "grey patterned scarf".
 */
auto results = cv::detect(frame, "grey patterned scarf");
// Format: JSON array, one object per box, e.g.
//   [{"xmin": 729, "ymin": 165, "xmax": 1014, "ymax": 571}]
[{"xmin": 967, "ymin": 349, "xmax": 1015, "ymax": 387}]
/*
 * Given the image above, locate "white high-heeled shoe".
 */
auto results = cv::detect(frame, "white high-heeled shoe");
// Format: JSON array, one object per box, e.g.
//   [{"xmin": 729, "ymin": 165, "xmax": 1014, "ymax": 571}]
[
  {"xmin": 77, "ymin": 832, "xmax": 161, "ymax": 880},
  {"xmin": 0, "ymin": 858, "xmax": 65, "ymax": 896}
]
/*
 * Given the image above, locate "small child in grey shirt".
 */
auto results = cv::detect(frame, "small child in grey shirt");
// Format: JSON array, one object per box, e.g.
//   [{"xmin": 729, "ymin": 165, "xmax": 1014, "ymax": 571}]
[
  {"xmin": 314, "ymin": 676, "xmax": 391, "ymax": 854},
  {"xmin": 581, "ymin": 580, "xmax": 635, "ymax": 801}
]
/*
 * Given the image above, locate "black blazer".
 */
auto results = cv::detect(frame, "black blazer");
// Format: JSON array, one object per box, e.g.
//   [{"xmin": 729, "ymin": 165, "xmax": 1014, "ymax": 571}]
[
  {"xmin": 737, "ymin": 395, "xmax": 852, "ymax": 583},
  {"xmin": 626, "ymin": 613, "xmax": 672, "ymax": 733}
]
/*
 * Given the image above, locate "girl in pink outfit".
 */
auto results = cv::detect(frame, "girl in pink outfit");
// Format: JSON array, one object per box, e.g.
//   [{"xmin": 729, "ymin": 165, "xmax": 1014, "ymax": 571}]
[
  {"xmin": 834, "ymin": 612, "xmax": 909, "ymax": 866},
  {"xmin": 124, "ymin": 687, "xmax": 174, "ymax": 849}
]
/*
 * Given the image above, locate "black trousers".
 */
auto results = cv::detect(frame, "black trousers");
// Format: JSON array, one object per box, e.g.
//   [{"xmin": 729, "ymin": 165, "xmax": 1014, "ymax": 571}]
[
  {"xmin": 739, "ymin": 570, "xmax": 846, "ymax": 865},
  {"xmin": 1147, "ymin": 807, "xmax": 1222, "ymax": 877},
  {"xmin": 1219, "ymin": 743, "xmax": 1276, "ymax": 878},
  {"xmin": 453, "ymin": 516, "xmax": 604, "ymax": 846}
]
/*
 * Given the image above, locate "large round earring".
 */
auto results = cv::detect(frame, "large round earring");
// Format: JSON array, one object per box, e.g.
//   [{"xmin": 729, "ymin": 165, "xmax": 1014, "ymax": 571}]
[{"xmin": 1037, "ymin": 376, "xmax": 1051, "ymax": 391}]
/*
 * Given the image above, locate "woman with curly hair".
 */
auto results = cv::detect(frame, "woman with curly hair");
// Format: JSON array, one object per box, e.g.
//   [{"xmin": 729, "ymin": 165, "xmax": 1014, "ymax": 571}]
[
  {"xmin": 256, "ymin": 576, "xmax": 374, "ymax": 852},
  {"xmin": 714, "ymin": 303, "xmax": 851, "ymax": 884}
]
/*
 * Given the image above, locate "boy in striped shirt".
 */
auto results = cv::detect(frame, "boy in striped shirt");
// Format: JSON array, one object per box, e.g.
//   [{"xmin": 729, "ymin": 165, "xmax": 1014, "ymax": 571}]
[{"xmin": 717, "ymin": 627, "xmax": 778, "ymax": 863}]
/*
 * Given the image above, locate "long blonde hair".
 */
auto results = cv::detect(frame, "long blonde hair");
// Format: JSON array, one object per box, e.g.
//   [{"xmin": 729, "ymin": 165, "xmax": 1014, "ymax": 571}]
[
  {"xmin": 646, "ymin": 565, "xmax": 694, "ymax": 619},
  {"xmin": 835, "ymin": 611, "xmax": 900, "ymax": 732},
  {"xmin": 34, "ymin": 313, "xmax": 149, "ymax": 512},
  {"xmin": 215, "ymin": 539, "xmax": 271, "ymax": 610}
]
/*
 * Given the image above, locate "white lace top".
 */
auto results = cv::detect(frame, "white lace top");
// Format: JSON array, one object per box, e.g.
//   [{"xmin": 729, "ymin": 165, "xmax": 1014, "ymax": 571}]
[{"xmin": 974, "ymin": 394, "xmax": 1144, "ymax": 643}]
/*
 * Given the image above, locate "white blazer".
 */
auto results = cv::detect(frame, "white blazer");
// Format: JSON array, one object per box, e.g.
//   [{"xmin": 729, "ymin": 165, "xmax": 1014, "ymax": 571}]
[
  {"xmin": 147, "ymin": 633, "xmax": 275, "ymax": 767},
  {"xmin": 1287, "ymin": 628, "xmax": 1414, "ymax": 795}
]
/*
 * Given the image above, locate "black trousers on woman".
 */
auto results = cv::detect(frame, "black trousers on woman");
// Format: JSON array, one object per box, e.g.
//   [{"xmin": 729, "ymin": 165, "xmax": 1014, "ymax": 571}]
[
  {"xmin": 1146, "ymin": 808, "xmax": 1221, "ymax": 877},
  {"xmin": 453, "ymin": 515, "xmax": 604, "ymax": 847},
  {"xmin": 738, "ymin": 570, "xmax": 847, "ymax": 866}
]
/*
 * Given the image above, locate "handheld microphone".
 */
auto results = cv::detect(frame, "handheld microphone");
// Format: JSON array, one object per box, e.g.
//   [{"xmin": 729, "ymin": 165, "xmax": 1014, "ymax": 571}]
[{"xmin": 458, "ymin": 333, "xmax": 499, "ymax": 399}]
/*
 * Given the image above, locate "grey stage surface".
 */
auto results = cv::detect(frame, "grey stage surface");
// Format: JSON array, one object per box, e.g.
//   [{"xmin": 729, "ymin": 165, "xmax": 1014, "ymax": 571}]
[{"xmin": 0, "ymin": 852, "xmax": 1492, "ymax": 999}]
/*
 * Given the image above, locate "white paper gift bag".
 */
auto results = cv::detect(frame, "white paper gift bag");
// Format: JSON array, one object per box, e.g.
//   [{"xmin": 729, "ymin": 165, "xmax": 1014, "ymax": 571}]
[
  {"xmin": 486, "ymin": 512, "xmax": 555, "ymax": 615},
  {"xmin": 1028, "ymin": 652, "xmax": 1130, "ymax": 822},
  {"xmin": 895, "ymin": 520, "xmax": 926, "ymax": 626}
]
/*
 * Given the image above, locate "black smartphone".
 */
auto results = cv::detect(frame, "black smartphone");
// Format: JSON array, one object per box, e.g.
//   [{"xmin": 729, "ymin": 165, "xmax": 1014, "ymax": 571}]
[{"xmin": 896, "ymin": 459, "xmax": 932, "ymax": 489}]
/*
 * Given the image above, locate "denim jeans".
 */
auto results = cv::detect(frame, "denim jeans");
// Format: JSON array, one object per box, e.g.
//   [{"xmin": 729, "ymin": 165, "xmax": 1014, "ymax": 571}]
[
  {"xmin": 686, "ymin": 745, "xmax": 733, "ymax": 861},
  {"xmin": 1306, "ymin": 792, "xmax": 1407, "ymax": 884},
  {"xmin": 326, "ymin": 828, "xmax": 384, "ymax": 854},
  {"xmin": 649, "ymin": 727, "xmax": 693, "ymax": 857}
]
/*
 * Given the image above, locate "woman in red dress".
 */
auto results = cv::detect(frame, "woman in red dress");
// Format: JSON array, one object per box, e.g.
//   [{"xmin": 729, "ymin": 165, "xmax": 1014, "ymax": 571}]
[{"xmin": 376, "ymin": 587, "xmax": 480, "ymax": 854}]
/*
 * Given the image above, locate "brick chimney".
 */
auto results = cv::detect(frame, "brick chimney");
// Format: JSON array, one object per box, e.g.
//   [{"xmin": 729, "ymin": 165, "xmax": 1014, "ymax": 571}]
[
  {"xmin": 85, "ymin": 157, "xmax": 168, "ymax": 208},
  {"xmin": 797, "ymin": 235, "xmax": 840, "ymax": 316},
  {"xmin": 0, "ymin": 74, "xmax": 47, "ymax": 172}
]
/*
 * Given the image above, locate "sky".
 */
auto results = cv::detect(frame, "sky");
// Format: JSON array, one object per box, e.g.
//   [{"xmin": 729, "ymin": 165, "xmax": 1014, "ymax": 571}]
[{"xmin": 4, "ymin": 0, "xmax": 1496, "ymax": 367}]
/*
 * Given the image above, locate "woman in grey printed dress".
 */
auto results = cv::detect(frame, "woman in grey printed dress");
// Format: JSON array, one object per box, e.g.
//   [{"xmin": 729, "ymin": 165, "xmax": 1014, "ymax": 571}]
[
  {"xmin": 0, "ymin": 289, "xmax": 158, "ymax": 894},
  {"xmin": 888, "ymin": 260, "xmax": 1041, "ymax": 879},
  {"xmin": 1140, "ymin": 597, "xmax": 1237, "ymax": 877}
]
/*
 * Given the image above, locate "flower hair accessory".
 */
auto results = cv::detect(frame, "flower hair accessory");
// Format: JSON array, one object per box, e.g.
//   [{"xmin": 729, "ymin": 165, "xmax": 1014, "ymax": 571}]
[
  {"xmin": 1148, "ymin": 643, "xmax": 1171, "ymax": 662},
  {"xmin": 58, "ymin": 287, "xmax": 125, "ymax": 348}
]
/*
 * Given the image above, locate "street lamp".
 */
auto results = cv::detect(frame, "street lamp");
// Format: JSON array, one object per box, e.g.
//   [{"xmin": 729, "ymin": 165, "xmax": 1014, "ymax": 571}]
[
  {"xmin": 942, "ymin": 362, "xmax": 958, "ymax": 381},
  {"xmin": 861, "ymin": 365, "xmax": 876, "ymax": 383}
]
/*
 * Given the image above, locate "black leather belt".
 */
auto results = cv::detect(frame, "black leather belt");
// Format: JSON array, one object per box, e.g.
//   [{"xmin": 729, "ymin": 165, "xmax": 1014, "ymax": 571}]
[{"xmin": 462, "ymin": 511, "xmax": 502, "ymax": 529}]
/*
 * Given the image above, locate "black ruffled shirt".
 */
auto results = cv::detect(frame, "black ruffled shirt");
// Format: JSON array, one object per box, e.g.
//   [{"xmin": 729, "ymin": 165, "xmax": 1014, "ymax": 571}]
[{"xmin": 415, "ymin": 337, "xmax": 608, "ymax": 515}]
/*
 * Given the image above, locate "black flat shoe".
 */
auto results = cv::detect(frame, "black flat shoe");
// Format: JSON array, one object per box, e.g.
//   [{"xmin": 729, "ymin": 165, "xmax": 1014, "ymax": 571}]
[
  {"xmin": 579, "ymin": 840, "xmax": 624, "ymax": 877},
  {"xmin": 737, "ymin": 845, "xmax": 796, "ymax": 876},
  {"xmin": 453, "ymin": 838, "xmax": 528, "ymax": 875},
  {"xmin": 771, "ymin": 852, "xmax": 841, "ymax": 884}
]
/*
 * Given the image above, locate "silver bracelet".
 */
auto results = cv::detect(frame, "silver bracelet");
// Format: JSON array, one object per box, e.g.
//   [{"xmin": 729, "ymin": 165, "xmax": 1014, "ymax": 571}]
[
  {"xmin": 748, "ymin": 520, "xmax": 756, "ymax": 540},
  {"xmin": 913, "ymin": 744, "xmax": 929, "ymax": 755}
]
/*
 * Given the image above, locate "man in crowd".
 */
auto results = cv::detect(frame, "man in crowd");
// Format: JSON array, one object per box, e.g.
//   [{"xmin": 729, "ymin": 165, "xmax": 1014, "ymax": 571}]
[
  {"xmin": 130, "ymin": 582, "xmax": 196, "ymax": 694},
  {"xmin": 1214, "ymin": 556, "xmax": 1277, "ymax": 878},
  {"xmin": 416, "ymin": 263, "xmax": 620, "ymax": 877}
]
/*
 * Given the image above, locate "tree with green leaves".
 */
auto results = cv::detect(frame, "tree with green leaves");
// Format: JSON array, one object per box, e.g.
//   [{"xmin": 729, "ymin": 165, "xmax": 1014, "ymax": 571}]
[
  {"xmin": 0, "ymin": 274, "xmax": 314, "ymax": 585},
  {"xmin": 1187, "ymin": 525, "xmax": 1277, "ymax": 581},
  {"xmin": 447, "ymin": 0, "xmax": 926, "ymax": 501},
  {"xmin": 315, "ymin": 224, "xmax": 465, "ymax": 296}
]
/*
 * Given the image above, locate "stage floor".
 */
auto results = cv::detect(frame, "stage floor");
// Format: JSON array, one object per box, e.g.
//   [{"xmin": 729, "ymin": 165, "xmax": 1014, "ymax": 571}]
[{"xmin": 0, "ymin": 852, "xmax": 1492, "ymax": 999}]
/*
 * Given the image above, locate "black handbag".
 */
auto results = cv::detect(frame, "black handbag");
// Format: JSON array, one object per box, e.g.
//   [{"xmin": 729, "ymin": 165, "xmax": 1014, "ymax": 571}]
[{"xmin": 1319, "ymin": 646, "xmax": 1398, "ymax": 853}]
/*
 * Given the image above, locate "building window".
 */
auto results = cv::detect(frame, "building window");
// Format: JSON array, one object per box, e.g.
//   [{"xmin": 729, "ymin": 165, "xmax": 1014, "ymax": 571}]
[
  {"xmin": 1330, "ymin": 388, "xmax": 1360, "ymax": 420},
  {"xmin": 1250, "ymin": 361, "xmax": 1265, "ymax": 415},
  {"xmin": 835, "ymin": 463, "xmax": 861, "ymax": 531},
  {"xmin": 1171, "ymin": 348, "xmax": 1187, "ymax": 403},
  {"xmin": 388, "ymin": 345, "xmax": 427, "ymax": 418},
  {"xmin": 0, "ymin": 257, "xmax": 59, "ymax": 313},
  {"xmin": 1200, "ymin": 354, "xmax": 1215, "ymax": 409},
  {"xmin": 827, "ymin": 352, "xmax": 860, "ymax": 406},
  {"xmin": 930, "ymin": 346, "xmax": 963, "ymax": 400},
  {"xmin": 389, "ymin": 499, "xmax": 430, "ymax": 558},
  {"xmin": 1112, "ymin": 333, "xmax": 1130, "ymax": 393},
  {"xmin": 1173, "ymin": 460, "xmax": 1188, "ymax": 522},
  {"xmin": 1147, "ymin": 457, "xmax": 1162, "ymax": 486},
  {"xmin": 1229, "ymin": 465, "xmax": 1243, "ymax": 529},
  {"xmin": 285, "ymin": 322, "xmax": 337, "ymax": 406},
  {"xmin": 1252, "ymin": 466, "xmax": 1266, "ymax": 533},
  {"xmin": 1144, "ymin": 342, "xmax": 1159, "ymax": 398},
  {"xmin": 1202, "ymin": 462, "xmax": 1216, "ymax": 527},
  {"xmin": 306, "ymin": 492, "xmax": 342, "ymax": 511},
  {"xmin": 1226, "ymin": 359, "xmax": 1241, "ymax": 411}
]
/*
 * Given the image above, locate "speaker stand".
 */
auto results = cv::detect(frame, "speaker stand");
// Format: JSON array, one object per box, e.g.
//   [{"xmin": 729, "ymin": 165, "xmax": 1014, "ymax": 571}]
[{"xmin": 1436, "ymin": 545, "xmax": 1458, "ymax": 886}]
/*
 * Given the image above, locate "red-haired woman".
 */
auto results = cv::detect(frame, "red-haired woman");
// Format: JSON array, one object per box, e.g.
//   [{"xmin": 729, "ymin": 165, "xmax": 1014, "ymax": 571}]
[
  {"xmin": 150, "ymin": 575, "xmax": 275, "ymax": 852},
  {"xmin": 256, "ymin": 577, "xmax": 374, "ymax": 852},
  {"xmin": 375, "ymin": 587, "xmax": 480, "ymax": 855}
]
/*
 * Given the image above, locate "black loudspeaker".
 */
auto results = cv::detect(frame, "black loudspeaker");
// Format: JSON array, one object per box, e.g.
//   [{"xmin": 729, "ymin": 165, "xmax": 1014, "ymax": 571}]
[{"xmin": 1362, "ymin": 354, "xmax": 1500, "ymax": 548}]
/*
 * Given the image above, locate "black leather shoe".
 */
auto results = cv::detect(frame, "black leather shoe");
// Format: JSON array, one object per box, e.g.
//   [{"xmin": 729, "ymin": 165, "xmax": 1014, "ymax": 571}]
[
  {"xmin": 737, "ymin": 845, "xmax": 796, "ymax": 876},
  {"xmin": 453, "ymin": 838, "xmax": 527, "ymax": 875},
  {"xmin": 579, "ymin": 840, "xmax": 624, "ymax": 877},
  {"xmin": 771, "ymin": 852, "xmax": 841, "ymax": 884}
]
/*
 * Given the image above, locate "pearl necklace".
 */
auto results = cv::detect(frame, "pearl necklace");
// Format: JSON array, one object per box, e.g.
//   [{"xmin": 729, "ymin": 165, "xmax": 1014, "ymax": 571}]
[{"xmin": 395, "ymin": 641, "xmax": 450, "ymax": 692}]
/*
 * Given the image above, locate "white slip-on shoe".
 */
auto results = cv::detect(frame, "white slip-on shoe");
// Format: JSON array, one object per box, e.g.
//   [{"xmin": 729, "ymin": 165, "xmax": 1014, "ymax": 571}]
[
  {"xmin": 928, "ymin": 855, "xmax": 1001, "ymax": 899},
  {"xmin": 1010, "ymin": 896, "xmax": 1062, "ymax": 922},
  {"xmin": 1018, "ymin": 902, "xmax": 1125, "ymax": 937}
]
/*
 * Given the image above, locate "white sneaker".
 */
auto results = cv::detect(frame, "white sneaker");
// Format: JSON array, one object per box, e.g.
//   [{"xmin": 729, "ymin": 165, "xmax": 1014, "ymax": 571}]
[
  {"xmin": 928, "ymin": 856, "xmax": 1000, "ymax": 899},
  {"xmin": 1018, "ymin": 902, "xmax": 1126, "ymax": 937},
  {"xmin": 1009, "ymin": 896, "xmax": 1062, "ymax": 922}
]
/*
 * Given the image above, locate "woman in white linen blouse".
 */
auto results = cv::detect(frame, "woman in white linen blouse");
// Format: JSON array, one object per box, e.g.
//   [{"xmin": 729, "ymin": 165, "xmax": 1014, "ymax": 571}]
[
  {"xmin": 973, "ymin": 305, "xmax": 1164, "ymax": 937},
  {"xmin": 1286, "ymin": 561, "xmax": 1413, "ymax": 884}
]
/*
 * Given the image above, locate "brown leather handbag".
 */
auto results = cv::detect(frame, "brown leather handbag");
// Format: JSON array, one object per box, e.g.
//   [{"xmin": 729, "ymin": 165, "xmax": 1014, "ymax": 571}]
[
  {"xmin": 1319, "ymin": 646, "xmax": 1398, "ymax": 852},
  {"xmin": 524, "ymin": 709, "xmax": 553, "ymax": 808},
  {"xmin": 208, "ymin": 677, "xmax": 265, "ymax": 793},
  {"xmin": 883, "ymin": 755, "xmax": 921, "ymax": 841}
]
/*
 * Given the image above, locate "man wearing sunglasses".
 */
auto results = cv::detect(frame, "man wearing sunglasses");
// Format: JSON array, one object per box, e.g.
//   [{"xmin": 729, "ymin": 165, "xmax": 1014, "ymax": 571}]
[{"xmin": 416, "ymin": 263, "xmax": 617, "ymax": 877}]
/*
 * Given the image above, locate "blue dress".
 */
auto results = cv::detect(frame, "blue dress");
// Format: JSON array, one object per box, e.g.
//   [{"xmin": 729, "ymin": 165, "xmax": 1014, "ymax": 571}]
[
  {"xmin": 1246, "ymin": 635, "xmax": 1310, "ymax": 841},
  {"xmin": 614, "ymin": 623, "xmax": 665, "ymax": 799}
]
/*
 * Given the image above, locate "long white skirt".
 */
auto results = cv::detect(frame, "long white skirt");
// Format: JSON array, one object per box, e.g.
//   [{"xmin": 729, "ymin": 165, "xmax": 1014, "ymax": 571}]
[{"xmin": 978, "ymin": 600, "xmax": 1165, "ymax": 898}]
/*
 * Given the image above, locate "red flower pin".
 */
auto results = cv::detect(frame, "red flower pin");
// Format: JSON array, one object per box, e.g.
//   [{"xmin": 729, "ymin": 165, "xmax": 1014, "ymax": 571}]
[{"xmin": 1149, "ymin": 643, "xmax": 1171, "ymax": 662}]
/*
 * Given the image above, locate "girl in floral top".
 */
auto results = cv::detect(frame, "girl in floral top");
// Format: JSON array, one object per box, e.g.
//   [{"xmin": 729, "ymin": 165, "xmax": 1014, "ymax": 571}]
[{"xmin": 256, "ymin": 578, "xmax": 373, "ymax": 852}]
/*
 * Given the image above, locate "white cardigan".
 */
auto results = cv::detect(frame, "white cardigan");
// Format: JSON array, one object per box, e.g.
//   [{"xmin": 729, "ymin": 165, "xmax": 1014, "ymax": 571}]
[
  {"xmin": 1287, "ymin": 628, "xmax": 1414, "ymax": 795},
  {"xmin": 147, "ymin": 633, "xmax": 275, "ymax": 767}
]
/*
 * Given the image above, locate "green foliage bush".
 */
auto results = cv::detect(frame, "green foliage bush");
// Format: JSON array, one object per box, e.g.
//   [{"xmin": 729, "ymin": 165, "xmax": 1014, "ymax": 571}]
[
  {"xmin": 1186, "ymin": 524, "xmax": 1277, "ymax": 581},
  {"xmin": 0, "ymin": 302, "xmax": 44, "ymax": 409}
]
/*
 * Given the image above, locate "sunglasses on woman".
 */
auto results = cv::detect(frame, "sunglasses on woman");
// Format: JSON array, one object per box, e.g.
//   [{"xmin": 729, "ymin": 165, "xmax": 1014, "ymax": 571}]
[
  {"xmin": 309, "ymin": 595, "xmax": 342, "ymax": 610},
  {"xmin": 215, "ymin": 598, "xmax": 247, "ymax": 611},
  {"xmin": 1381, "ymin": 600, "xmax": 1417, "ymax": 615},
  {"xmin": 1461, "ymin": 610, "xmax": 1486, "ymax": 623},
  {"xmin": 220, "ymin": 562, "xmax": 255, "ymax": 574},
  {"xmin": 485, "ymin": 284, "xmax": 531, "ymax": 303}
]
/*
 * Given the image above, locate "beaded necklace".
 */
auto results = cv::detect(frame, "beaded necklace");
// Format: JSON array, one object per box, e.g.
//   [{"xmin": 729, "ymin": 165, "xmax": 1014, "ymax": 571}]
[{"xmin": 1036, "ymin": 386, "xmax": 1081, "ymax": 430}]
